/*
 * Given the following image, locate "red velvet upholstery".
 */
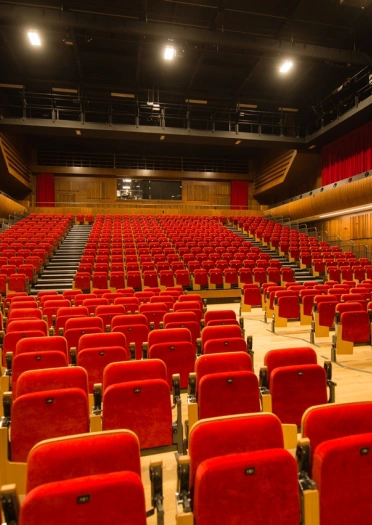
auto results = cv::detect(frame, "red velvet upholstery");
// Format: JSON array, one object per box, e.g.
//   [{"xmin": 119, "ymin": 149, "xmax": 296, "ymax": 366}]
[
  {"xmin": 11, "ymin": 388, "xmax": 89, "ymax": 462},
  {"xmin": 2, "ymin": 330, "xmax": 46, "ymax": 366},
  {"xmin": 103, "ymin": 359, "xmax": 167, "ymax": 392},
  {"xmin": 55, "ymin": 307, "xmax": 89, "ymax": 331},
  {"xmin": 7, "ymin": 318, "xmax": 46, "ymax": 332},
  {"xmin": 198, "ymin": 371, "xmax": 260, "ymax": 420},
  {"xmin": 201, "ymin": 324, "xmax": 242, "ymax": 351},
  {"xmin": 148, "ymin": 341, "xmax": 195, "ymax": 388},
  {"xmin": 264, "ymin": 347, "xmax": 317, "ymax": 386},
  {"xmin": 203, "ymin": 337, "xmax": 247, "ymax": 355},
  {"xmin": 16, "ymin": 366, "xmax": 89, "ymax": 399},
  {"xmin": 340, "ymin": 311, "xmax": 371, "ymax": 343},
  {"xmin": 78, "ymin": 331, "xmax": 127, "ymax": 352},
  {"xmin": 174, "ymin": 301, "xmax": 203, "ymax": 322},
  {"xmin": 204, "ymin": 310, "xmax": 236, "ymax": 325},
  {"xmin": 317, "ymin": 300, "xmax": 338, "ymax": 327},
  {"xmin": 271, "ymin": 364, "xmax": 328, "ymax": 426},
  {"xmin": 189, "ymin": 413, "xmax": 284, "ymax": 491},
  {"xmin": 111, "ymin": 313, "xmax": 146, "ymax": 328},
  {"xmin": 27, "ymin": 430, "xmax": 141, "ymax": 492},
  {"xmin": 193, "ymin": 449, "xmax": 300, "ymax": 525},
  {"xmin": 20, "ymin": 471, "xmax": 146, "ymax": 525},
  {"xmin": 12, "ymin": 352, "xmax": 68, "ymax": 399},
  {"xmin": 313, "ymin": 433, "xmax": 372, "ymax": 525},
  {"xmin": 15, "ymin": 335, "xmax": 68, "ymax": 358},
  {"xmin": 302, "ymin": 401, "xmax": 372, "ymax": 472},
  {"xmin": 148, "ymin": 327, "xmax": 191, "ymax": 346},
  {"xmin": 195, "ymin": 352, "xmax": 252, "ymax": 393},
  {"xmin": 77, "ymin": 347, "xmax": 129, "ymax": 392},
  {"xmin": 103, "ymin": 379, "xmax": 173, "ymax": 449},
  {"xmin": 243, "ymin": 285, "xmax": 262, "ymax": 307},
  {"xmin": 139, "ymin": 302, "xmax": 167, "ymax": 328},
  {"xmin": 277, "ymin": 294, "xmax": 299, "ymax": 319}
]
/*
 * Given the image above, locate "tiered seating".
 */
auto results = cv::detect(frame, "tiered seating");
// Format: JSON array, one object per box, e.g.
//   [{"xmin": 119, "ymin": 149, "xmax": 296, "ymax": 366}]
[{"xmin": 0, "ymin": 214, "xmax": 73, "ymax": 295}]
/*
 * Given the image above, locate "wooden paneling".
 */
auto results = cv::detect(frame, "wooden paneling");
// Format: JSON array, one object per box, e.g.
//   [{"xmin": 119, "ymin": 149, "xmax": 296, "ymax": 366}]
[
  {"xmin": 31, "ymin": 205, "xmax": 263, "ymax": 217},
  {"xmin": 265, "ymin": 176, "xmax": 372, "ymax": 222},
  {"xmin": 52, "ymin": 176, "xmax": 117, "ymax": 205},
  {"xmin": 254, "ymin": 150, "xmax": 296, "ymax": 196},
  {"xmin": 0, "ymin": 194, "xmax": 26, "ymax": 218},
  {"xmin": 0, "ymin": 134, "xmax": 31, "ymax": 186},
  {"xmin": 183, "ymin": 180, "xmax": 230, "ymax": 206}
]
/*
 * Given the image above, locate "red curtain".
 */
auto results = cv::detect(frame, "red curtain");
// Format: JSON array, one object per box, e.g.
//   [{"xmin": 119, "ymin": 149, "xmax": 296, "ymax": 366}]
[
  {"xmin": 230, "ymin": 180, "xmax": 249, "ymax": 210},
  {"xmin": 36, "ymin": 173, "xmax": 55, "ymax": 207},
  {"xmin": 322, "ymin": 120, "xmax": 372, "ymax": 186}
]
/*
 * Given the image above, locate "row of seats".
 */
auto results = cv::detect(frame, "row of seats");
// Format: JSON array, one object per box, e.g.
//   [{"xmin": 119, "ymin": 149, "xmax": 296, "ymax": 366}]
[{"xmin": 2, "ymin": 402, "xmax": 372, "ymax": 524}]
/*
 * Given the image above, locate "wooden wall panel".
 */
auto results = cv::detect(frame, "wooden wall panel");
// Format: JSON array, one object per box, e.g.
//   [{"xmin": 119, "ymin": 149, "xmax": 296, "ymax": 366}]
[
  {"xmin": 265, "ymin": 176, "xmax": 372, "ymax": 222},
  {"xmin": 254, "ymin": 150, "xmax": 296, "ymax": 196},
  {"xmin": 0, "ymin": 194, "xmax": 26, "ymax": 218}
]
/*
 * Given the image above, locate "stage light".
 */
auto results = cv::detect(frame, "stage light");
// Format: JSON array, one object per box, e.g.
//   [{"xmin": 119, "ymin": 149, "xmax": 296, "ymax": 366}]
[
  {"xmin": 164, "ymin": 46, "xmax": 176, "ymax": 60},
  {"xmin": 279, "ymin": 60, "xmax": 293, "ymax": 73},
  {"xmin": 28, "ymin": 30, "xmax": 41, "ymax": 46}
]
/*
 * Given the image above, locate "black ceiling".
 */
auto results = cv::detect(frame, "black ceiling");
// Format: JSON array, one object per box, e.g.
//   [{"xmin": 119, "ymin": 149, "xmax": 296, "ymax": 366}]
[{"xmin": 1, "ymin": 0, "xmax": 372, "ymax": 157}]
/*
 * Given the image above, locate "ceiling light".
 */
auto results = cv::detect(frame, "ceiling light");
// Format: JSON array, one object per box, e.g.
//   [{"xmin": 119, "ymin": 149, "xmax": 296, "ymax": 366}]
[
  {"xmin": 239, "ymin": 103, "xmax": 258, "ymax": 109},
  {"xmin": 52, "ymin": 87, "xmax": 78, "ymax": 93},
  {"xmin": 164, "ymin": 46, "xmax": 176, "ymax": 60},
  {"xmin": 122, "ymin": 186, "xmax": 131, "ymax": 190},
  {"xmin": 123, "ymin": 179, "xmax": 131, "ymax": 182},
  {"xmin": 75, "ymin": 130, "xmax": 81, "ymax": 136},
  {"xmin": 308, "ymin": 145, "xmax": 316, "ymax": 150},
  {"xmin": 160, "ymin": 135, "xmax": 165, "ymax": 140},
  {"xmin": 279, "ymin": 60, "xmax": 293, "ymax": 73},
  {"xmin": 28, "ymin": 30, "xmax": 41, "ymax": 46},
  {"xmin": 185, "ymin": 99, "xmax": 208, "ymax": 105},
  {"xmin": 278, "ymin": 107, "xmax": 298, "ymax": 113},
  {"xmin": 235, "ymin": 140, "xmax": 241, "ymax": 145},
  {"xmin": 0, "ymin": 83, "xmax": 24, "ymax": 89},
  {"xmin": 111, "ymin": 92, "xmax": 135, "ymax": 98}
]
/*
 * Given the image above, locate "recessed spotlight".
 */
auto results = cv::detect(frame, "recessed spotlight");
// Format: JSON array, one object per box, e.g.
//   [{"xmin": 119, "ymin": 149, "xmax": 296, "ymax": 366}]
[
  {"xmin": 235, "ymin": 140, "xmax": 241, "ymax": 145},
  {"xmin": 28, "ymin": 30, "xmax": 41, "ymax": 46},
  {"xmin": 164, "ymin": 46, "xmax": 176, "ymax": 60},
  {"xmin": 308, "ymin": 145, "xmax": 316, "ymax": 150},
  {"xmin": 279, "ymin": 60, "xmax": 293, "ymax": 73},
  {"xmin": 160, "ymin": 135, "xmax": 165, "ymax": 140},
  {"xmin": 75, "ymin": 130, "xmax": 81, "ymax": 136}
]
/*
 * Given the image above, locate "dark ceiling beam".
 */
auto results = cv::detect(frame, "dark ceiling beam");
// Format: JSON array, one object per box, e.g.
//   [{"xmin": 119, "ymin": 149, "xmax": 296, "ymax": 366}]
[
  {"xmin": 140, "ymin": 0, "xmax": 147, "ymax": 22},
  {"xmin": 210, "ymin": 0, "xmax": 224, "ymax": 31},
  {"xmin": 0, "ymin": 4, "xmax": 371, "ymax": 66},
  {"xmin": 187, "ymin": 49, "xmax": 205, "ymax": 90},
  {"xmin": 70, "ymin": 29, "xmax": 84, "ymax": 81},
  {"xmin": 1, "ymin": 28, "xmax": 23, "ymax": 73},
  {"xmin": 136, "ymin": 41, "xmax": 143, "ymax": 88}
]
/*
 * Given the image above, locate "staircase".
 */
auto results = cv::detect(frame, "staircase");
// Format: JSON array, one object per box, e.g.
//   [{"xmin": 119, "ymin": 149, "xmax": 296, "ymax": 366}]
[{"xmin": 32, "ymin": 225, "xmax": 91, "ymax": 293}]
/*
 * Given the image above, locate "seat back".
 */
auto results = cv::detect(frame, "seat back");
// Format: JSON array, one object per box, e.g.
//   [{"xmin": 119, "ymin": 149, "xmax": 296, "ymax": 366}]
[
  {"xmin": 148, "ymin": 327, "xmax": 191, "ymax": 347},
  {"xmin": 271, "ymin": 364, "xmax": 328, "ymax": 426},
  {"xmin": 198, "ymin": 370, "xmax": 260, "ymax": 420},
  {"xmin": 148, "ymin": 340, "xmax": 195, "ymax": 388},
  {"xmin": 26, "ymin": 430, "xmax": 141, "ymax": 492},
  {"xmin": 193, "ymin": 449, "xmax": 300, "ymax": 525},
  {"xmin": 77, "ymin": 346, "xmax": 129, "ymax": 392},
  {"xmin": 201, "ymin": 324, "xmax": 242, "ymax": 348},
  {"xmin": 203, "ymin": 337, "xmax": 247, "ymax": 355},
  {"xmin": 11, "ymin": 388, "xmax": 89, "ymax": 462},
  {"xmin": 204, "ymin": 310, "xmax": 236, "ymax": 325},
  {"xmin": 103, "ymin": 359, "xmax": 167, "ymax": 392},
  {"xmin": 195, "ymin": 351, "xmax": 252, "ymax": 393},
  {"xmin": 20, "ymin": 471, "xmax": 146, "ymax": 525},
  {"xmin": 264, "ymin": 347, "xmax": 317, "ymax": 386},
  {"xmin": 78, "ymin": 331, "xmax": 127, "ymax": 352},
  {"xmin": 102, "ymin": 379, "xmax": 173, "ymax": 449},
  {"xmin": 16, "ymin": 366, "xmax": 89, "ymax": 399},
  {"xmin": 313, "ymin": 433, "xmax": 372, "ymax": 525},
  {"xmin": 340, "ymin": 310, "xmax": 371, "ymax": 343},
  {"xmin": 302, "ymin": 401, "xmax": 372, "ymax": 472}
]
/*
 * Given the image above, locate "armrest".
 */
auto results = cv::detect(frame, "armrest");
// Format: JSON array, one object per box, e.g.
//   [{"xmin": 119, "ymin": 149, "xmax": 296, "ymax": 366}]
[
  {"xmin": 324, "ymin": 361, "xmax": 332, "ymax": 381},
  {"xmin": 172, "ymin": 374, "xmax": 184, "ymax": 454},
  {"xmin": 296, "ymin": 437, "xmax": 311, "ymax": 475},
  {"xmin": 159, "ymin": 321, "xmax": 164, "ymax": 329},
  {"xmin": 0, "ymin": 484, "xmax": 20, "ymax": 524},
  {"xmin": 196, "ymin": 338, "xmax": 202, "ymax": 356},
  {"xmin": 70, "ymin": 348, "xmax": 77, "ymax": 366},
  {"xmin": 92, "ymin": 383, "xmax": 102, "ymax": 415},
  {"xmin": 176, "ymin": 455, "xmax": 191, "ymax": 513},
  {"xmin": 259, "ymin": 366, "xmax": 268, "ymax": 388},
  {"xmin": 0, "ymin": 330, "xmax": 4, "ymax": 346},
  {"xmin": 129, "ymin": 342, "xmax": 136, "ymax": 360},
  {"xmin": 239, "ymin": 317, "xmax": 244, "ymax": 330},
  {"xmin": 247, "ymin": 335, "xmax": 254, "ymax": 369},
  {"xmin": 299, "ymin": 472, "xmax": 319, "ymax": 525},
  {"xmin": 150, "ymin": 322, "xmax": 155, "ymax": 331},
  {"xmin": 149, "ymin": 460, "xmax": 164, "ymax": 524},
  {"xmin": 142, "ymin": 341, "xmax": 148, "ymax": 359},
  {"xmin": 105, "ymin": 324, "xmax": 110, "ymax": 333},
  {"xmin": 188, "ymin": 373, "xmax": 196, "ymax": 400},
  {"xmin": 2, "ymin": 392, "xmax": 12, "ymax": 426}
]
